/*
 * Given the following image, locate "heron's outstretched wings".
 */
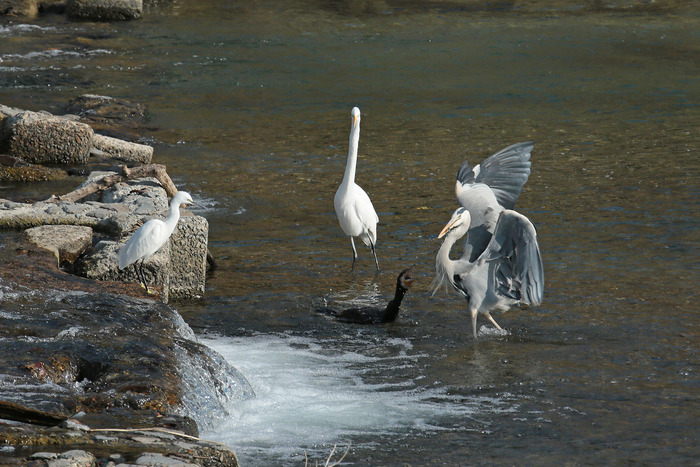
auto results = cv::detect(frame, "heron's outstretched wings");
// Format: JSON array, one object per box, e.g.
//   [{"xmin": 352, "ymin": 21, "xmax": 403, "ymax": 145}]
[
  {"xmin": 456, "ymin": 142, "xmax": 533, "ymax": 210},
  {"xmin": 481, "ymin": 209, "xmax": 544, "ymax": 305}
]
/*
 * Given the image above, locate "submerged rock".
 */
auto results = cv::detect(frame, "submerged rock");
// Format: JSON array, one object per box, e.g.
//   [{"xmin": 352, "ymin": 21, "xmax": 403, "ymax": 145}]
[
  {"xmin": 63, "ymin": 94, "xmax": 149, "ymax": 137},
  {"xmin": 0, "ymin": 155, "xmax": 67, "ymax": 182}
]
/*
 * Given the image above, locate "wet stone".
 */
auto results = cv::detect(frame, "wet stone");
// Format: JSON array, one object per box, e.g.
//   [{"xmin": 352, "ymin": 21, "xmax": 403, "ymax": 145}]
[
  {"xmin": 130, "ymin": 436, "xmax": 164, "ymax": 445},
  {"xmin": 132, "ymin": 452, "xmax": 197, "ymax": 466},
  {"xmin": 25, "ymin": 225, "xmax": 93, "ymax": 265},
  {"xmin": 55, "ymin": 450, "xmax": 96, "ymax": 466},
  {"xmin": 29, "ymin": 452, "xmax": 59, "ymax": 460}
]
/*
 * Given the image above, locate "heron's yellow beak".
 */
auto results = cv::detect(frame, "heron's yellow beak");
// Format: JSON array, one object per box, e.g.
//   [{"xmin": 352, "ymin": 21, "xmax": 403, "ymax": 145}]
[
  {"xmin": 438, "ymin": 217, "xmax": 459, "ymax": 239},
  {"xmin": 352, "ymin": 114, "xmax": 359, "ymax": 128}
]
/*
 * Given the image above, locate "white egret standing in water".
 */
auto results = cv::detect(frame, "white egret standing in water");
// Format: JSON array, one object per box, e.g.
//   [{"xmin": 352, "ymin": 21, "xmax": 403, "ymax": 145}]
[
  {"xmin": 118, "ymin": 190, "xmax": 194, "ymax": 293},
  {"xmin": 432, "ymin": 207, "xmax": 544, "ymax": 338},
  {"xmin": 334, "ymin": 107, "xmax": 380, "ymax": 271}
]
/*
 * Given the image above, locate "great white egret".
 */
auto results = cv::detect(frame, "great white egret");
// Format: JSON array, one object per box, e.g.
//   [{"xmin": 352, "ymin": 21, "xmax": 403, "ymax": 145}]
[
  {"xmin": 432, "ymin": 207, "xmax": 544, "ymax": 338},
  {"xmin": 455, "ymin": 141, "xmax": 534, "ymax": 262},
  {"xmin": 118, "ymin": 190, "xmax": 194, "ymax": 293},
  {"xmin": 317, "ymin": 268, "xmax": 414, "ymax": 324},
  {"xmin": 334, "ymin": 107, "xmax": 380, "ymax": 271}
]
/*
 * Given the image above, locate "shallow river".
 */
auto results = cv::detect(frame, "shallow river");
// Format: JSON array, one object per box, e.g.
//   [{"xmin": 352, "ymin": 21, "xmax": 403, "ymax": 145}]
[{"xmin": 1, "ymin": 2, "xmax": 698, "ymax": 465}]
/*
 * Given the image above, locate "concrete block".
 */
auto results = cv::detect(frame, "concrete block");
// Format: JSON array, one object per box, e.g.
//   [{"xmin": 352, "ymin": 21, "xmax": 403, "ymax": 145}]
[
  {"xmin": 169, "ymin": 215, "xmax": 208, "ymax": 300},
  {"xmin": 3, "ymin": 111, "xmax": 93, "ymax": 165},
  {"xmin": 93, "ymin": 133, "xmax": 153, "ymax": 164},
  {"xmin": 25, "ymin": 225, "xmax": 93, "ymax": 265},
  {"xmin": 67, "ymin": 0, "xmax": 142, "ymax": 20}
]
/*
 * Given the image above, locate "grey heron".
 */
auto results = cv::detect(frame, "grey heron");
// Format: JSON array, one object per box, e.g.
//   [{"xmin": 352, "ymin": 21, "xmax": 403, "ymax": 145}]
[{"xmin": 432, "ymin": 206, "xmax": 544, "ymax": 338}]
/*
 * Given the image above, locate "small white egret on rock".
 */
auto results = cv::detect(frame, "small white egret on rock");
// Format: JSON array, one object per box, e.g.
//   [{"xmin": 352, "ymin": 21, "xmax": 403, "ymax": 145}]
[
  {"xmin": 118, "ymin": 190, "xmax": 194, "ymax": 293},
  {"xmin": 432, "ymin": 207, "xmax": 544, "ymax": 338},
  {"xmin": 334, "ymin": 107, "xmax": 379, "ymax": 271}
]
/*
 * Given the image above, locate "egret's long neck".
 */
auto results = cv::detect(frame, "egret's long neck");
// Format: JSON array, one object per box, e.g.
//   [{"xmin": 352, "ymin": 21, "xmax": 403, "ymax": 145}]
[
  {"xmin": 342, "ymin": 121, "xmax": 360, "ymax": 186},
  {"xmin": 164, "ymin": 201, "xmax": 182, "ymax": 236}
]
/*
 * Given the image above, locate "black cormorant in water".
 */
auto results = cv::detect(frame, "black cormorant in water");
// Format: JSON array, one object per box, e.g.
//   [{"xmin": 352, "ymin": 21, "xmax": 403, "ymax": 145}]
[{"xmin": 316, "ymin": 268, "xmax": 414, "ymax": 324}]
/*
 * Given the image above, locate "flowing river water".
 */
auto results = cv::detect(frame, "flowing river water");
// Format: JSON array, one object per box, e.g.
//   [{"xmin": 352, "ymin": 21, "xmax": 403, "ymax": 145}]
[{"xmin": 1, "ymin": 2, "xmax": 698, "ymax": 465}]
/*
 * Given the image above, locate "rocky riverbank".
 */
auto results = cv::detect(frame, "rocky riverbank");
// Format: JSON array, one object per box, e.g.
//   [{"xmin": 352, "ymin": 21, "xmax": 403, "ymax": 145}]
[
  {"xmin": 0, "ymin": 232, "xmax": 252, "ymax": 466},
  {"xmin": 0, "ymin": 96, "xmax": 250, "ymax": 465}
]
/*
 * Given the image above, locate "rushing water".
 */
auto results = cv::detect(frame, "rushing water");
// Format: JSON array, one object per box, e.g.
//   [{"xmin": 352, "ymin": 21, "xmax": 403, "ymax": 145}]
[{"xmin": 1, "ymin": 2, "xmax": 699, "ymax": 465}]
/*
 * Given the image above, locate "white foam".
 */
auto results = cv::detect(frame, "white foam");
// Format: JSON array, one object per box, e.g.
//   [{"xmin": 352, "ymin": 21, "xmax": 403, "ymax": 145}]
[
  {"xmin": 0, "ymin": 24, "xmax": 55, "ymax": 36},
  {"xmin": 477, "ymin": 325, "xmax": 510, "ymax": 337},
  {"xmin": 200, "ymin": 333, "xmax": 511, "ymax": 464}
]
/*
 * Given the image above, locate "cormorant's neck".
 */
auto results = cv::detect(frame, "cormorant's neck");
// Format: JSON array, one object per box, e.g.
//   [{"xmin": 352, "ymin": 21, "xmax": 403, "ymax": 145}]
[{"xmin": 380, "ymin": 286, "xmax": 407, "ymax": 323}]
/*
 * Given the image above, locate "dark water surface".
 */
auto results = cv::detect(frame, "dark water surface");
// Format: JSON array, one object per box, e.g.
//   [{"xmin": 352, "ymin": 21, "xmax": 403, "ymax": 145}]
[{"xmin": 1, "ymin": 2, "xmax": 698, "ymax": 465}]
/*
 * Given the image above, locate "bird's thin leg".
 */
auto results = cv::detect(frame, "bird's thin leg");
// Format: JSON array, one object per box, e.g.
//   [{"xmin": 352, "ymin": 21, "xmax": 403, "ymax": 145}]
[
  {"xmin": 132, "ymin": 264, "xmax": 142, "ymax": 288},
  {"xmin": 137, "ymin": 259, "xmax": 152, "ymax": 294},
  {"xmin": 367, "ymin": 233, "xmax": 380, "ymax": 272},
  {"xmin": 485, "ymin": 312, "xmax": 503, "ymax": 331},
  {"xmin": 350, "ymin": 237, "xmax": 358, "ymax": 271}
]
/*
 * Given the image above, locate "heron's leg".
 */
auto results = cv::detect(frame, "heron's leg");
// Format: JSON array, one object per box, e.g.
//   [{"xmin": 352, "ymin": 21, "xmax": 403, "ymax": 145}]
[
  {"xmin": 366, "ymin": 233, "xmax": 380, "ymax": 272},
  {"xmin": 485, "ymin": 312, "xmax": 503, "ymax": 331},
  {"xmin": 350, "ymin": 237, "xmax": 358, "ymax": 271},
  {"xmin": 470, "ymin": 308, "xmax": 479, "ymax": 338}
]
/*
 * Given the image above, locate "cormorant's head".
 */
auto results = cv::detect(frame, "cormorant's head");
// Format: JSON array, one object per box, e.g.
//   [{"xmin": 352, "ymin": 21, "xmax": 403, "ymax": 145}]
[{"xmin": 397, "ymin": 268, "xmax": 415, "ymax": 291}]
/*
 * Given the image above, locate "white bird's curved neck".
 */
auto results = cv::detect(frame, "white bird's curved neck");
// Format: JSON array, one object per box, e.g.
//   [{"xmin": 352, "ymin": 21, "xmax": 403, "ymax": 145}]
[
  {"xmin": 436, "ymin": 233, "xmax": 458, "ymax": 283},
  {"xmin": 433, "ymin": 224, "xmax": 472, "ymax": 296},
  {"xmin": 164, "ymin": 200, "xmax": 182, "ymax": 234},
  {"xmin": 342, "ymin": 120, "xmax": 360, "ymax": 186}
]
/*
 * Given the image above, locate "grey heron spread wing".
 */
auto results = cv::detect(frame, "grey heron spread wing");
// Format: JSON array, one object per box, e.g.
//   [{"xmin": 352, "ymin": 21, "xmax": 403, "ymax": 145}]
[
  {"xmin": 432, "ymin": 206, "xmax": 544, "ymax": 338},
  {"xmin": 454, "ymin": 142, "xmax": 533, "ymax": 262},
  {"xmin": 482, "ymin": 209, "xmax": 544, "ymax": 306}
]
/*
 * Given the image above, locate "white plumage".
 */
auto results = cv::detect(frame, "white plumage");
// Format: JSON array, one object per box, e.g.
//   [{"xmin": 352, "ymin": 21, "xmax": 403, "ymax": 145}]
[
  {"xmin": 334, "ymin": 107, "xmax": 379, "ymax": 271},
  {"xmin": 118, "ymin": 190, "xmax": 194, "ymax": 292}
]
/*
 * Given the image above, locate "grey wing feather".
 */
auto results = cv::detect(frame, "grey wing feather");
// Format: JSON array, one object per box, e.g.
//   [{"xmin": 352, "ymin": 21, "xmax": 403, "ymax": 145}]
[
  {"xmin": 482, "ymin": 210, "xmax": 544, "ymax": 305},
  {"xmin": 456, "ymin": 141, "xmax": 533, "ymax": 209}
]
